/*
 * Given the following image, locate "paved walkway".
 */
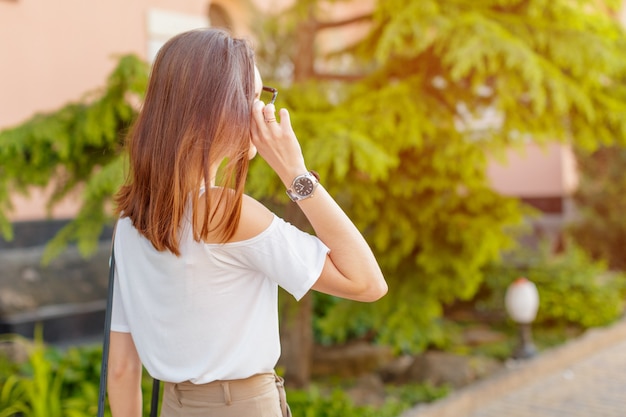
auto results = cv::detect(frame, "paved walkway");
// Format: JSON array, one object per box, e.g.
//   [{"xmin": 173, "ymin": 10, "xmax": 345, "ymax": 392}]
[
  {"xmin": 402, "ymin": 318, "xmax": 626, "ymax": 417},
  {"xmin": 466, "ymin": 339, "xmax": 626, "ymax": 417}
]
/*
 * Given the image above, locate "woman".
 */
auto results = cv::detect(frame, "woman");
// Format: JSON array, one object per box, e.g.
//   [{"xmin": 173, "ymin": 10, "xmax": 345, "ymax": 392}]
[{"xmin": 107, "ymin": 28, "xmax": 387, "ymax": 417}]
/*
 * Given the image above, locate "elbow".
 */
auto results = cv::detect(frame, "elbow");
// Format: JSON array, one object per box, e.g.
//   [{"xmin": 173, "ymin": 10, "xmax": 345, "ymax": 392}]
[
  {"xmin": 359, "ymin": 277, "xmax": 388, "ymax": 302},
  {"xmin": 378, "ymin": 280, "xmax": 389, "ymax": 298},
  {"xmin": 371, "ymin": 280, "xmax": 389, "ymax": 301}
]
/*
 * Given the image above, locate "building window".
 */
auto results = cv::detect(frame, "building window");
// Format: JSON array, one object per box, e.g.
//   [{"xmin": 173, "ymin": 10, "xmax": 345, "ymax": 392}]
[
  {"xmin": 521, "ymin": 196, "xmax": 563, "ymax": 214},
  {"xmin": 146, "ymin": 8, "xmax": 209, "ymax": 62}
]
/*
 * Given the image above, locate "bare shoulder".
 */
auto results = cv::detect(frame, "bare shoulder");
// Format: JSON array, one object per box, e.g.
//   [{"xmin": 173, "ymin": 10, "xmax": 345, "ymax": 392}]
[
  {"xmin": 227, "ymin": 194, "xmax": 274, "ymax": 242},
  {"xmin": 196, "ymin": 188, "xmax": 274, "ymax": 244}
]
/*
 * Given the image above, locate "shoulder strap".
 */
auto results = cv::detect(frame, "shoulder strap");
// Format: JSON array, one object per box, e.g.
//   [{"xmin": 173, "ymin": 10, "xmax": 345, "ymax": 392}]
[{"xmin": 97, "ymin": 232, "xmax": 117, "ymax": 417}]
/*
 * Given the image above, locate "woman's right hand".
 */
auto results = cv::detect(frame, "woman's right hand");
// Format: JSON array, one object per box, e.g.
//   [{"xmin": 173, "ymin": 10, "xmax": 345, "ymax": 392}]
[{"xmin": 250, "ymin": 100, "xmax": 308, "ymax": 188}]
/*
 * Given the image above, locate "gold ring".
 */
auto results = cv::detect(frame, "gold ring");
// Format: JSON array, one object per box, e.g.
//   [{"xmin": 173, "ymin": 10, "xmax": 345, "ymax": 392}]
[{"xmin": 265, "ymin": 118, "xmax": 276, "ymax": 123}]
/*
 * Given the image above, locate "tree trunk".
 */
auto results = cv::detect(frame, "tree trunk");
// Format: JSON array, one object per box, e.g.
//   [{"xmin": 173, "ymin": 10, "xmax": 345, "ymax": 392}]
[
  {"xmin": 278, "ymin": 290, "xmax": 313, "ymax": 389},
  {"xmin": 293, "ymin": 5, "xmax": 317, "ymax": 82}
]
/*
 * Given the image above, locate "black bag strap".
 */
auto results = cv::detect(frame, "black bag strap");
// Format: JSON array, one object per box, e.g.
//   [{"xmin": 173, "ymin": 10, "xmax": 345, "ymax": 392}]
[
  {"xmin": 150, "ymin": 378, "xmax": 161, "ymax": 416},
  {"xmin": 97, "ymin": 236, "xmax": 117, "ymax": 417},
  {"xmin": 97, "ymin": 227, "xmax": 161, "ymax": 417}
]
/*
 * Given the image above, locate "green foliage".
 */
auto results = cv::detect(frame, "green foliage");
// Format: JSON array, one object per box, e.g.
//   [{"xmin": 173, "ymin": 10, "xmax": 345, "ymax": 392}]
[
  {"xmin": 0, "ymin": 354, "xmax": 28, "ymax": 417},
  {"xmin": 362, "ymin": 0, "xmax": 626, "ymax": 150},
  {"xmin": 0, "ymin": 329, "xmax": 97, "ymax": 417},
  {"xmin": 287, "ymin": 382, "xmax": 448, "ymax": 417},
  {"xmin": 0, "ymin": 333, "xmax": 165, "ymax": 417},
  {"xmin": 288, "ymin": 387, "xmax": 395, "ymax": 417},
  {"xmin": 0, "ymin": 375, "xmax": 28, "ymax": 417},
  {"xmin": 0, "ymin": 54, "xmax": 148, "ymax": 263},
  {"xmin": 250, "ymin": 0, "xmax": 626, "ymax": 353},
  {"xmin": 568, "ymin": 145, "xmax": 626, "ymax": 270},
  {"xmin": 480, "ymin": 242, "xmax": 626, "ymax": 329},
  {"xmin": 384, "ymin": 382, "xmax": 450, "ymax": 407},
  {"xmin": 18, "ymin": 338, "xmax": 67, "ymax": 417}
]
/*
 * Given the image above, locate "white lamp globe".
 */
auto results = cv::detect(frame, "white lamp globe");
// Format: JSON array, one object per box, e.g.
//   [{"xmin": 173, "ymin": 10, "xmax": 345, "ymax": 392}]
[{"xmin": 505, "ymin": 277, "xmax": 539, "ymax": 324}]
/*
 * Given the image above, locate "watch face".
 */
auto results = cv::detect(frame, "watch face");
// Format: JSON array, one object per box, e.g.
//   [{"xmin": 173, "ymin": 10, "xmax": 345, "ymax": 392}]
[{"xmin": 294, "ymin": 177, "xmax": 315, "ymax": 196}]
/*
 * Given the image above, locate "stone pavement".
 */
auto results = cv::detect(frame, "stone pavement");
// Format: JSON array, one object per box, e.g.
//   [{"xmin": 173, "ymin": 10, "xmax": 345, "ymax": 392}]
[{"xmin": 401, "ymin": 318, "xmax": 626, "ymax": 417}]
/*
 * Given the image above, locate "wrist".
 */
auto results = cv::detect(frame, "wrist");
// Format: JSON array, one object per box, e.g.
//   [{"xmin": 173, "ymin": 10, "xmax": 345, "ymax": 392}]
[
  {"xmin": 278, "ymin": 166, "xmax": 308, "ymax": 188},
  {"xmin": 286, "ymin": 171, "xmax": 320, "ymax": 202}
]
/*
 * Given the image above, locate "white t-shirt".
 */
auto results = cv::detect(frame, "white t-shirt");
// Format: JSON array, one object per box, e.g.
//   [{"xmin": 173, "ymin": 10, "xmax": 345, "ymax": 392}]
[{"xmin": 110, "ymin": 214, "xmax": 329, "ymax": 384}]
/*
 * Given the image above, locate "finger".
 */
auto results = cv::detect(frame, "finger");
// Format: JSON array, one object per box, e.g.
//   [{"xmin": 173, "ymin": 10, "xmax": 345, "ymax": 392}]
[
  {"xmin": 278, "ymin": 108, "xmax": 293, "ymax": 133},
  {"xmin": 263, "ymin": 103, "xmax": 277, "ymax": 124}
]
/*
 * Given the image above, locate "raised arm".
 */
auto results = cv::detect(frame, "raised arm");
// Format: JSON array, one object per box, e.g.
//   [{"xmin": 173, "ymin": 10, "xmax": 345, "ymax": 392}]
[{"xmin": 250, "ymin": 101, "xmax": 387, "ymax": 302}]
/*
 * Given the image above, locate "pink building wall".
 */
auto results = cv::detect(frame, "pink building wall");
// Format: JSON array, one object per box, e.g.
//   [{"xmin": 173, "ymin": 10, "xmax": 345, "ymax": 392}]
[
  {"xmin": 1, "ymin": 0, "xmax": 212, "ymax": 128},
  {"xmin": 1, "ymin": 0, "xmax": 218, "ymax": 221},
  {"xmin": 487, "ymin": 143, "xmax": 578, "ymax": 199}
]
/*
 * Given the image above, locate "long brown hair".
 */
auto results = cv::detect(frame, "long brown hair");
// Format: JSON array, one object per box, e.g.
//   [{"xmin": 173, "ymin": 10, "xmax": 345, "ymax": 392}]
[{"xmin": 115, "ymin": 29, "xmax": 255, "ymax": 255}]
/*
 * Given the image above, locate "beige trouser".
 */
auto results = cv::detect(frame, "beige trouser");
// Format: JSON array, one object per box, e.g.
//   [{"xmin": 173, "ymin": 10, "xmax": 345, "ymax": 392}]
[{"xmin": 160, "ymin": 373, "xmax": 286, "ymax": 417}]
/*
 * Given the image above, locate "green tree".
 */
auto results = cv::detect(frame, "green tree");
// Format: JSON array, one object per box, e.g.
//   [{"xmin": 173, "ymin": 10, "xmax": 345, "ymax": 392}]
[{"xmin": 253, "ymin": 0, "xmax": 626, "ymax": 354}]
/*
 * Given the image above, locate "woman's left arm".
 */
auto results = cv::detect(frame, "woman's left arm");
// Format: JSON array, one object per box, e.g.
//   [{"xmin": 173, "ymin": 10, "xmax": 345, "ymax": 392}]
[{"xmin": 107, "ymin": 331, "xmax": 143, "ymax": 417}]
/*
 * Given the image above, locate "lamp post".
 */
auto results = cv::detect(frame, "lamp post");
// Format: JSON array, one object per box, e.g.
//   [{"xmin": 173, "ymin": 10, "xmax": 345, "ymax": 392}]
[{"xmin": 504, "ymin": 277, "xmax": 539, "ymax": 359}]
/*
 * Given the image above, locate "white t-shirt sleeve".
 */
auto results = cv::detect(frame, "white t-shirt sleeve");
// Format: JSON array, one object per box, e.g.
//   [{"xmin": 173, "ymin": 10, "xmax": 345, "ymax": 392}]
[{"xmin": 224, "ymin": 216, "xmax": 330, "ymax": 301}]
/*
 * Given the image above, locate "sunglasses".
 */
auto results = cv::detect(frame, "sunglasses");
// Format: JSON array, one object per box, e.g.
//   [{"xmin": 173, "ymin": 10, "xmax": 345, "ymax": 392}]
[{"xmin": 261, "ymin": 86, "xmax": 278, "ymax": 105}]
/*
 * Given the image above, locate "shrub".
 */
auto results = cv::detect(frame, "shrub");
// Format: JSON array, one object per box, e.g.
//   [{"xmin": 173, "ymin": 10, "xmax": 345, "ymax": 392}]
[
  {"xmin": 1, "ymin": 332, "xmax": 77, "ymax": 417},
  {"xmin": 479, "ymin": 242, "xmax": 626, "ymax": 329},
  {"xmin": 286, "ymin": 382, "xmax": 448, "ymax": 417}
]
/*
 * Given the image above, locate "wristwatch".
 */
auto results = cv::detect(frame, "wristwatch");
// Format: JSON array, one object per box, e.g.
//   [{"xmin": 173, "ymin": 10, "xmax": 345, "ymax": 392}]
[{"xmin": 286, "ymin": 171, "xmax": 320, "ymax": 202}]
